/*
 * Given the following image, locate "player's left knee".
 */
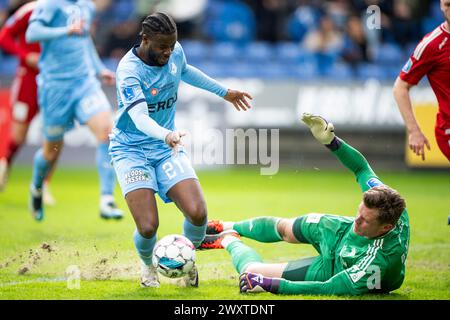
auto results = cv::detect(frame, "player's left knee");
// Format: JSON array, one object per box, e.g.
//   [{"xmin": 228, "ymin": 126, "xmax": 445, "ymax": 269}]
[
  {"xmin": 185, "ymin": 201, "xmax": 207, "ymax": 225},
  {"xmin": 277, "ymin": 218, "xmax": 298, "ymax": 243}
]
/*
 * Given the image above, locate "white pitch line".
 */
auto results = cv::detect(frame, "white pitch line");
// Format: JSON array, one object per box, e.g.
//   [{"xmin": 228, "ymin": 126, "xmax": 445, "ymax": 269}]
[{"xmin": 0, "ymin": 276, "xmax": 66, "ymax": 287}]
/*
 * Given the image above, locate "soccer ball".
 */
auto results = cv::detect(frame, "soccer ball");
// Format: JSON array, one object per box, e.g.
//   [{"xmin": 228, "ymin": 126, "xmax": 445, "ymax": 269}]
[{"xmin": 152, "ymin": 234, "xmax": 196, "ymax": 278}]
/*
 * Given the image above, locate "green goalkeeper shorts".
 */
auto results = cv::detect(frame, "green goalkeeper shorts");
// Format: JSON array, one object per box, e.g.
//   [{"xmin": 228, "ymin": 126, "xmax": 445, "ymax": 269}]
[
  {"xmin": 284, "ymin": 214, "xmax": 354, "ymax": 282},
  {"xmin": 282, "ymin": 256, "xmax": 317, "ymax": 281}
]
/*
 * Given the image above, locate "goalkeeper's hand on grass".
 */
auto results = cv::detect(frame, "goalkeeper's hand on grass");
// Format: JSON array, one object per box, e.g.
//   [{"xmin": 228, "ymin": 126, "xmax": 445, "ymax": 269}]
[
  {"xmin": 301, "ymin": 113, "xmax": 335, "ymax": 145},
  {"xmin": 239, "ymin": 272, "xmax": 280, "ymax": 294}
]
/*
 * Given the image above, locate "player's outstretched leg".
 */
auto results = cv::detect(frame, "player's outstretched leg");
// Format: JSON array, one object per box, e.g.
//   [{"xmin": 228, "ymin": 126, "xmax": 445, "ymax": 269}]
[
  {"xmin": 204, "ymin": 217, "xmax": 283, "ymax": 243},
  {"xmin": 200, "ymin": 230, "xmax": 241, "ymax": 249},
  {"xmin": 206, "ymin": 220, "xmax": 225, "ymax": 234}
]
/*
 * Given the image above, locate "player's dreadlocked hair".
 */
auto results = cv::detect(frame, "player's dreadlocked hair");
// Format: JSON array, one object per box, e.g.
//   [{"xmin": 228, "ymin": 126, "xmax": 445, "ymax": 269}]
[{"xmin": 140, "ymin": 12, "xmax": 177, "ymax": 37}]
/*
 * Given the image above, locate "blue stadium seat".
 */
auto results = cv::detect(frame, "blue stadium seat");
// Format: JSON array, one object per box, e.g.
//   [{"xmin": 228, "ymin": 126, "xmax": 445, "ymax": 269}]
[
  {"xmin": 385, "ymin": 65, "xmax": 402, "ymax": 82},
  {"xmin": 210, "ymin": 42, "xmax": 241, "ymax": 63},
  {"xmin": 242, "ymin": 42, "xmax": 274, "ymax": 63},
  {"xmin": 111, "ymin": 0, "xmax": 135, "ymax": 23},
  {"xmin": 374, "ymin": 43, "xmax": 404, "ymax": 65},
  {"xmin": 404, "ymin": 42, "xmax": 417, "ymax": 58},
  {"xmin": 226, "ymin": 62, "xmax": 258, "ymax": 78},
  {"xmin": 290, "ymin": 62, "xmax": 319, "ymax": 81},
  {"xmin": 315, "ymin": 52, "xmax": 339, "ymax": 75},
  {"xmin": 251, "ymin": 62, "xmax": 293, "ymax": 80},
  {"xmin": 275, "ymin": 42, "xmax": 304, "ymax": 62},
  {"xmin": 203, "ymin": 0, "xmax": 256, "ymax": 44},
  {"xmin": 276, "ymin": 43, "xmax": 318, "ymax": 67},
  {"xmin": 356, "ymin": 63, "xmax": 387, "ymax": 81},
  {"xmin": 194, "ymin": 61, "xmax": 230, "ymax": 78},
  {"xmin": 180, "ymin": 40, "xmax": 209, "ymax": 64},
  {"xmin": 322, "ymin": 62, "xmax": 354, "ymax": 81},
  {"xmin": 430, "ymin": 0, "xmax": 444, "ymax": 21},
  {"xmin": 422, "ymin": 17, "xmax": 441, "ymax": 35}
]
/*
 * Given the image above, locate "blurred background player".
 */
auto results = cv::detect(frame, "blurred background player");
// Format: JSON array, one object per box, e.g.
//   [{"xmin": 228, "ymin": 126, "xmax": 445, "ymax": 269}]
[
  {"xmin": 110, "ymin": 12, "xmax": 252, "ymax": 288},
  {"xmin": 0, "ymin": 0, "xmax": 55, "ymax": 205},
  {"xmin": 201, "ymin": 113, "xmax": 409, "ymax": 296},
  {"xmin": 393, "ymin": 0, "xmax": 450, "ymax": 162},
  {"xmin": 25, "ymin": 0, "xmax": 123, "ymax": 221}
]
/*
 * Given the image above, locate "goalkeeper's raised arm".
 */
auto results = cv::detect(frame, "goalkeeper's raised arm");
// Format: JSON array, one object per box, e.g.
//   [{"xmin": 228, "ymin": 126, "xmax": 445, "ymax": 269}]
[{"xmin": 301, "ymin": 113, "xmax": 384, "ymax": 193}]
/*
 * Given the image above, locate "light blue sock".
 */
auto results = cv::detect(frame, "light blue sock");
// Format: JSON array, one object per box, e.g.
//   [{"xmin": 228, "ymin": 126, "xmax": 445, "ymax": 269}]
[
  {"xmin": 96, "ymin": 142, "xmax": 115, "ymax": 195},
  {"xmin": 183, "ymin": 218, "xmax": 207, "ymax": 248},
  {"xmin": 133, "ymin": 230, "xmax": 157, "ymax": 266},
  {"xmin": 32, "ymin": 149, "xmax": 51, "ymax": 189}
]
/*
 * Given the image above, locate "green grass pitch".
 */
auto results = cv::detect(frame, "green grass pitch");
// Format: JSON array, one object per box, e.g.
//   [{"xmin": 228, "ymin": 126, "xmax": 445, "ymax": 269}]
[{"xmin": 0, "ymin": 166, "xmax": 449, "ymax": 300}]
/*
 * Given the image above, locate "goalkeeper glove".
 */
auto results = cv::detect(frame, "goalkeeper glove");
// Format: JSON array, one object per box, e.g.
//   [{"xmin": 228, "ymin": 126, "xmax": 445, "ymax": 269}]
[{"xmin": 301, "ymin": 113, "xmax": 335, "ymax": 145}]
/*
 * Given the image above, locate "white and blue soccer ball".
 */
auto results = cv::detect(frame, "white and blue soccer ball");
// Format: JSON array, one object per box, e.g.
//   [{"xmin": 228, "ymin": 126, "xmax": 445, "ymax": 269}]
[{"xmin": 152, "ymin": 234, "xmax": 196, "ymax": 278}]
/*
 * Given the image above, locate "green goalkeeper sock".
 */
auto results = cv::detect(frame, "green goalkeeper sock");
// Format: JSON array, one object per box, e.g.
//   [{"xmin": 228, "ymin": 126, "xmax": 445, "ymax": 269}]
[
  {"xmin": 233, "ymin": 217, "xmax": 282, "ymax": 242},
  {"xmin": 226, "ymin": 240, "xmax": 263, "ymax": 273}
]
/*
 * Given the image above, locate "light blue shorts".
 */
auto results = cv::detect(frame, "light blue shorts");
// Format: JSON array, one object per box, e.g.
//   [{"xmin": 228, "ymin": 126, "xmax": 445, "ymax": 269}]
[
  {"xmin": 109, "ymin": 143, "xmax": 198, "ymax": 203},
  {"xmin": 38, "ymin": 77, "xmax": 112, "ymax": 141}
]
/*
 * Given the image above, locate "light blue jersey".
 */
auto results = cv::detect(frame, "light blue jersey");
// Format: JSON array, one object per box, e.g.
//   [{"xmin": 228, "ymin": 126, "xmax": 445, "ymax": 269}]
[
  {"xmin": 26, "ymin": 0, "xmax": 111, "ymax": 141},
  {"xmin": 110, "ymin": 42, "xmax": 228, "ymax": 200},
  {"xmin": 28, "ymin": 0, "xmax": 104, "ymax": 82},
  {"xmin": 112, "ymin": 43, "xmax": 227, "ymax": 147}
]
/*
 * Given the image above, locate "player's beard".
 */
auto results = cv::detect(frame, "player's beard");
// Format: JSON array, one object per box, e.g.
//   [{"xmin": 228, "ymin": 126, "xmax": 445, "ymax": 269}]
[{"xmin": 147, "ymin": 50, "xmax": 168, "ymax": 67}]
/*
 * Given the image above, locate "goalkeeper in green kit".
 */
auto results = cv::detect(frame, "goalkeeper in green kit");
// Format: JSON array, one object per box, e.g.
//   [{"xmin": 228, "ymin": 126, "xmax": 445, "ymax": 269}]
[{"xmin": 200, "ymin": 113, "xmax": 409, "ymax": 296}]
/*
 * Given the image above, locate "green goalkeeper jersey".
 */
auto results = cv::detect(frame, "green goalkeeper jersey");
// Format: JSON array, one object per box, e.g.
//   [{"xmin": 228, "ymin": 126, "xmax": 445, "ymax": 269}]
[{"xmin": 279, "ymin": 139, "xmax": 410, "ymax": 295}]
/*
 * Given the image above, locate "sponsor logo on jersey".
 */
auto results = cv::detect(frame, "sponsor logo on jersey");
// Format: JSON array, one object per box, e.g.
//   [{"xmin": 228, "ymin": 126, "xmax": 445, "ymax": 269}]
[
  {"xmin": 148, "ymin": 93, "xmax": 177, "ymax": 113},
  {"xmin": 122, "ymin": 87, "xmax": 136, "ymax": 101},
  {"xmin": 124, "ymin": 169, "xmax": 149, "ymax": 185},
  {"xmin": 347, "ymin": 266, "xmax": 366, "ymax": 283},
  {"xmin": 306, "ymin": 214, "xmax": 323, "ymax": 224},
  {"xmin": 151, "ymin": 88, "xmax": 158, "ymax": 96},
  {"xmin": 341, "ymin": 246, "xmax": 357, "ymax": 258},
  {"xmin": 170, "ymin": 62, "xmax": 177, "ymax": 75},
  {"xmin": 367, "ymin": 178, "xmax": 383, "ymax": 188},
  {"xmin": 402, "ymin": 58, "xmax": 413, "ymax": 73},
  {"xmin": 349, "ymin": 271, "xmax": 365, "ymax": 283},
  {"xmin": 159, "ymin": 82, "xmax": 175, "ymax": 93}
]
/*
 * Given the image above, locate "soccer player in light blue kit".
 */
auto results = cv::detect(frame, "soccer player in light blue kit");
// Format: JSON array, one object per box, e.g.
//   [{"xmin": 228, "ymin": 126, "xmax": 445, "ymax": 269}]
[
  {"xmin": 111, "ymin": 12, "xmax": 253, "ymax": 287},
  {"xmin": 26, "ymin": 0, "xmax": 124, "ymax": 221}
]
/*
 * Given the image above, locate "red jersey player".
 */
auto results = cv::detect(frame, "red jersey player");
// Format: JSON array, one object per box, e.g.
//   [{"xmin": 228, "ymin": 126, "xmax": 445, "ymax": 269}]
[
  {"xmin": 393, "ymin": 0, "xmax": 450, "ymax": 162},
  {"xmin": 0, "ymin": 0, "xmax": 54, "ymax": 203}
]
